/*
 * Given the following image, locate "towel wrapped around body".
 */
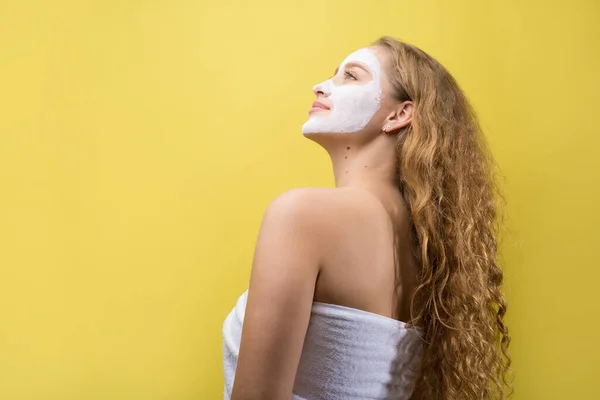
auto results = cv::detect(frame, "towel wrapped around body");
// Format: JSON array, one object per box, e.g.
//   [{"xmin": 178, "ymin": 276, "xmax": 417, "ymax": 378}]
[{"xmin": 222, "ymin": 290, "xmax": 423, "ymax": 400}]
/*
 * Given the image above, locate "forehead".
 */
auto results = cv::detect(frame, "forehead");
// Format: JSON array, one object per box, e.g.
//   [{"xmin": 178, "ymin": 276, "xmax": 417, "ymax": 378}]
[{"xmin": 339, "ymin": 47, "xmax": 382, "ymax": 74}]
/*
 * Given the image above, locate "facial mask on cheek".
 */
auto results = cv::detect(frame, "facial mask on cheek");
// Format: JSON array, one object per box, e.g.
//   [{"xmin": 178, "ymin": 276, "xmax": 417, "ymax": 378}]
[{"xmin": 302, "ymin": 48, "xmax": 383, "ymax": 135}]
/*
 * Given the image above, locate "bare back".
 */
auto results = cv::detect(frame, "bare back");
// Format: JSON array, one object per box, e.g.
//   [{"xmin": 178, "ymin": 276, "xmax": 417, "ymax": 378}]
[{"xmin": 312, "ymin": 186, "xmax": 420, "ymax": 323}]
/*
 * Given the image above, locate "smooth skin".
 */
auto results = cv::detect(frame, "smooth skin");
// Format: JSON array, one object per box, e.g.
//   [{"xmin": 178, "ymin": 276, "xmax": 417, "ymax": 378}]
[{"xmin": 230, "ymin": 45, "xmax": 419, "ymax": 400}]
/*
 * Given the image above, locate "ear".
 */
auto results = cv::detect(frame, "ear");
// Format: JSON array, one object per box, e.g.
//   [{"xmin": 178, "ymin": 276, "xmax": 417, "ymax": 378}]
[{"xmin": 382, "ymin": 101, "xmax": 413, "ymax": 134}]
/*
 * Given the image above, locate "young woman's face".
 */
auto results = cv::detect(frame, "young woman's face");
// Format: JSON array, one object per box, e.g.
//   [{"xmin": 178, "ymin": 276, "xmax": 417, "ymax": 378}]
[{"xmin": 301, "ymin": 46, "xmax": 390, "ymax": 136}]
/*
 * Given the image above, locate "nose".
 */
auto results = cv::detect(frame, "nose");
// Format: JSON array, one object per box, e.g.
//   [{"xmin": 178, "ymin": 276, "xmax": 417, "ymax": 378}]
[
  {"xmin": 312, "ymin": 80, "xmax": 330, "ymax": 97},
  {"xmin": 312, "ymin": 84, "xmax": 322, "ymax": 96}
]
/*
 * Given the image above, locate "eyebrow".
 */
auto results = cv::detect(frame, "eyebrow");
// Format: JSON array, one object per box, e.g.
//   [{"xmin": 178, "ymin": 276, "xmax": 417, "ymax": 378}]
[{"xmin": 334, "ymin": 62, "xmax": 371, "ymax": 77}]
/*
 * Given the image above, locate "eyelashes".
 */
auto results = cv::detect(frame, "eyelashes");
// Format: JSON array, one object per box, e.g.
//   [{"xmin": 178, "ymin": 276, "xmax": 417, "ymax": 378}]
[
  {"xmin": 329, "ymin": 70, "xmax": 358, "ymax": 80},
  {"xmin": 344, "ymin": 71, "xmax": 357, "ymax": 80}
]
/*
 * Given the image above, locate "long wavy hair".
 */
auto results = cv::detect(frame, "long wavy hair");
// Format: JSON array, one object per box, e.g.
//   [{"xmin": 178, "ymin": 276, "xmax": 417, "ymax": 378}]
[{"xmin": 372, "ymin": 37, "xmax": 512, "ymax": 399}]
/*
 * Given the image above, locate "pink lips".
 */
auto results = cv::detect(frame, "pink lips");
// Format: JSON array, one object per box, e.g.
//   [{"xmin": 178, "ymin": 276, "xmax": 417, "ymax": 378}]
[{"xmin": 309, "ymin": 101, "xmax": 330, "ymax": 114}]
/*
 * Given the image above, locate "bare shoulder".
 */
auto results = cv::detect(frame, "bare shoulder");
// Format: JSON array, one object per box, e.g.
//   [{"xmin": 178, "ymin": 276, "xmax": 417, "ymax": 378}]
[
  {"xmin": 260, "ymin": 186, "xmax": 393, "ymax": 274},
  {"xmin": 282, "ymin": 187, "xmax": 416, "ymax": 307},
  {"xmin": 266, "ymin": 186, "xmax": 389, "ymax": 231}
]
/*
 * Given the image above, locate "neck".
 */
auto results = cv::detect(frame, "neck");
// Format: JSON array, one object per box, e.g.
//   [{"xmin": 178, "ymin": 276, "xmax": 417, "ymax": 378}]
[{"xmin": 322, "ymin": 134, "xmax": 398, "ymax": 189}]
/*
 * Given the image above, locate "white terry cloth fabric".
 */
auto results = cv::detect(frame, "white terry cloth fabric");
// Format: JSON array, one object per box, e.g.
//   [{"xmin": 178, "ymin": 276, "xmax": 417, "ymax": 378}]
[{"xmin": 222, "ymin": 289, "xmax": 423, "ymax": 400}]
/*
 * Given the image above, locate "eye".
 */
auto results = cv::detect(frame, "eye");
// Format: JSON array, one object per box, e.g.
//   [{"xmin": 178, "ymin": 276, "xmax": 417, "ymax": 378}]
[{"xmin": 344, "ymin": 71, "xmax": 357, "ymax": 80}]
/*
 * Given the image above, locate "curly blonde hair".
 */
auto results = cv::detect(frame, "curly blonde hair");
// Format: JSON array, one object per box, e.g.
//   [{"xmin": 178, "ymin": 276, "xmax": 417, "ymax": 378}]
[{"xmin": 372, "ymin": 36, "xmax": 512, "ymax": 399}]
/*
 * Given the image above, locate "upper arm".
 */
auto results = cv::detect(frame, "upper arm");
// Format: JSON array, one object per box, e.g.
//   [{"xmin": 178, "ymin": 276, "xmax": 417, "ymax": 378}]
[{"xmin": 230, "ymin": 188, "xmax": 325, "ymax": 400}]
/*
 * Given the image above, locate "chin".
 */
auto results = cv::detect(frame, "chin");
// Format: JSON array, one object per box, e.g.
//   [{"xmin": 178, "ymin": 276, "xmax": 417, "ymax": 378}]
[
  {"xmin": 301, "ymin": 131, "xmax": 324, "ymax": 139},
  {"xmin": 302, "ymin": 127, "xmax": 356, "ymax": 136},
  {"xmin": 301, "ymin": 131, "xmax": 354, "ymax": 147},
  {"xmin": 301, "ymin": 130, "xmax": 329, "ymax": 142},
  {"xmin": 302, "ymin": 123, "xmax": 341, "ymax": 137}
]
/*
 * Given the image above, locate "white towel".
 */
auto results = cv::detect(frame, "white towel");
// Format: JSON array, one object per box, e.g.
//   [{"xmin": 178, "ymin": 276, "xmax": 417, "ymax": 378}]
[{"xmin": 222, "ymin": 290, "xmax": 423, "ymax": 400}]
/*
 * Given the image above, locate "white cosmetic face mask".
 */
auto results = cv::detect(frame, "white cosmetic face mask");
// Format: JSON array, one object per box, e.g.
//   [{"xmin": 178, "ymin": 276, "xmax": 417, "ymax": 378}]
[{"xmin": 302, "ymin": 48, "xmax": 383, "ymax": 135}]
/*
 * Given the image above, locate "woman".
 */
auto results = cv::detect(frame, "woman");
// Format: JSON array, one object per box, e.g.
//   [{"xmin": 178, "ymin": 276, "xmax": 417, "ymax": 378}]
[{"xmin": 222, "ymin": 36, "xmax": 511, "ymax": 400}]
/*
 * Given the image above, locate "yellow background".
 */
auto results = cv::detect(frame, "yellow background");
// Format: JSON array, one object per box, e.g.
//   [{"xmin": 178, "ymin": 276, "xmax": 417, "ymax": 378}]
[{"xmin": 1, "ymin": 0, "xmax": 598, "ymax": 398}]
